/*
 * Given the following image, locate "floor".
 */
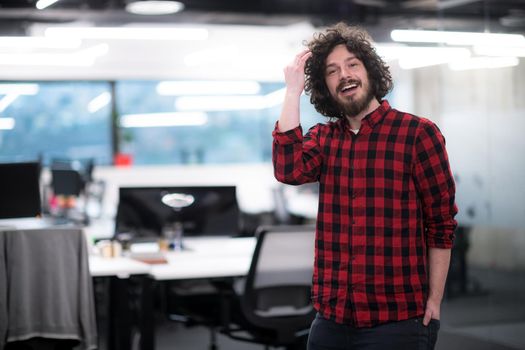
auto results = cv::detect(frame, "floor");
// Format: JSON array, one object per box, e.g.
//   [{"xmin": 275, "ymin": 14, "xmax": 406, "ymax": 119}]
[
  {"xmin": 437, "ymin": 267, "xmax": 525, "ymax": 350},
  {"xmin": 103, "ymin": 266, "xmax": 525, "ymax": 350}
]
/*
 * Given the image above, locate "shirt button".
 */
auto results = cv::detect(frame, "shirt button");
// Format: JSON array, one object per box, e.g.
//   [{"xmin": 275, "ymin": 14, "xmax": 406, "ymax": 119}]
[{"xmin": 352, "ymin": 192, "xmax": 357, "ymax": 199}]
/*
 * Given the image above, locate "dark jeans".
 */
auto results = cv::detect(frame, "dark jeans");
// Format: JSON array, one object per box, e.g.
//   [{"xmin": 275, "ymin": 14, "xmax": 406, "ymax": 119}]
[{"xmin": 307, "ymin": 314, "xmax": 440, "ymax": 350}]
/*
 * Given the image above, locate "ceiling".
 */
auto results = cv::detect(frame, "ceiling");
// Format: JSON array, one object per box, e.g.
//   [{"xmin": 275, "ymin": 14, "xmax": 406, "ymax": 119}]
[
  {"xmin": 0, "ymin": 0, "xmax": 523, "ymax": 81},
  {"xmin": 0, "ymin": 0, "xmax": 524, "ymax": 37}
]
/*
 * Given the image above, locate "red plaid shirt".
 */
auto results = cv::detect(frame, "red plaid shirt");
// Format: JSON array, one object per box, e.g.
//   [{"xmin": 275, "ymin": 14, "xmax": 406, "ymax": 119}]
[{"xmin": 272, "ymin": 100, "xmax": 458, "ymax": 327}]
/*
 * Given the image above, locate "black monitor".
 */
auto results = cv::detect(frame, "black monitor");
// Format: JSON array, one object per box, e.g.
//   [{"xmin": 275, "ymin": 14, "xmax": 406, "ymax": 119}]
[
  {"xmin": 115, "ymin": 186, "xmax": 240, "ymax": 239},
  {"xmin": 50, "ymin": 158, "xmax": 94, "ymax": 196},
  {"xmin": 0, "ymin": 161, "xmax": 42, "ymax": 219},
  {"xmin": 51, "ymin": 158, "xmax": 94, "ymax": 183},
  {"xmin": 51, "ymin": 169, "xmax": 84, "ymax": 196}
]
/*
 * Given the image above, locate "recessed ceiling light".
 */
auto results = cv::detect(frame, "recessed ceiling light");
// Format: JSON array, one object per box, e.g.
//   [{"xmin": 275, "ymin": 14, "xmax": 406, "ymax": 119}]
[
  {"xmin": 35, "ymin": 0, "xmax": 61, "ymax": 10},
  {"xmin": 125, "ymin": 1, "xmax": 185, "ymax": 15}
]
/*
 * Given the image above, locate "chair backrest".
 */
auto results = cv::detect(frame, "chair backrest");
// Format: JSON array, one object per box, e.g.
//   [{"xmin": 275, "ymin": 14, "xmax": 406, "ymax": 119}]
[
  {"xmin": 271, "ymin": 186, "xmax": 291, "ymax": 224},
  {"xmin": 240, "ymin": 225, "xmax": 316, "ymax": 344},
  {"xmin": 0, "ymin": 227, "xmax": 97, "ymax": 349},
  {"xmin": 51, "ymin": 168, "xmax": 84, "ymax": 196}
]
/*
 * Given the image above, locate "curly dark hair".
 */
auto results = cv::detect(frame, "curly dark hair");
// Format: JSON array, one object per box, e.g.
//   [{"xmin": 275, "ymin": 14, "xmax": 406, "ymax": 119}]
[{"xmin": 304, "ymin": 22, "xmax": 393, "ymax": 119}]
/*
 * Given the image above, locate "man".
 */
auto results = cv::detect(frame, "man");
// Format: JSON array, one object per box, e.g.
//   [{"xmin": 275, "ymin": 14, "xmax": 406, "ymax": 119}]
[{"xmin": 272, "ymin": 23, "xmax": 458, "ymax": 350}]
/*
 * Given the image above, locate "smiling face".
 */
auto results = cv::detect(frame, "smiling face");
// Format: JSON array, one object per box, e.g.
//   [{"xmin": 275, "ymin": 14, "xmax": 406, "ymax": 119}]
[{"xmin": 324, "ymin": 44, "xmax": 376, "ymax": 118}]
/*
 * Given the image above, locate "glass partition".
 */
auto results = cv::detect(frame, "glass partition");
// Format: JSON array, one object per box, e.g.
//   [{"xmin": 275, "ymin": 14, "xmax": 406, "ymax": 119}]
[
  {"xmin": 0, "ymin": 81, "xmax": 112, "ymax": 165},
  {"xmin": 115, "ymin": 80, "xmax": 321, "ymax": 165}
]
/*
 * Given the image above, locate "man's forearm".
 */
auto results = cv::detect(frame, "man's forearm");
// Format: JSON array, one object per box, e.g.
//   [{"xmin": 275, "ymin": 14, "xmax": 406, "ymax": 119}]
[
  {"xmin": 422, "ymin": 247, "xmax": 451, "ymax": 324},
  {"xmin": 278, "ymin": 49, "xmax": 311, "ymax": 132},
  {"xmin": 278, "ymin": 89, "xmax": 302, "ymax": 132},
  {"xmin": 428, "ymin": 247, "xmax": 452, "ymax": 303}
]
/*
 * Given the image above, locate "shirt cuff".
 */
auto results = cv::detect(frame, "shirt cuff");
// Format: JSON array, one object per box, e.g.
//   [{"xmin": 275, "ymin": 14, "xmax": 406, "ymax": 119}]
[
  {"xmin": 272, "ymin": 121, "xmax": 303, "ymax": 144},
  {"xmin": 426, "ymin": 235, "xmax": 455, "ymax": 249}
]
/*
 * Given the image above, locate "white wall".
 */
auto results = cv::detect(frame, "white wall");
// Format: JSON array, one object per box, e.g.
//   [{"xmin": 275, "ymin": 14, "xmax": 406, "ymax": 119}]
[{"xmin": 409, "ymin": 59, "xmax": 525, "ymax": 269}]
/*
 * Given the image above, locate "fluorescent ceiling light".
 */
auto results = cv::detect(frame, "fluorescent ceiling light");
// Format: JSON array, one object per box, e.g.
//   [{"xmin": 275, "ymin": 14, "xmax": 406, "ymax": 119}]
[
  {"xmin": 0, "ymin": 83, "xmax": 39, "ymax": 95},
  {"xmin": 126, "ymin": 1, "xmax": 184, "ymax": 15},
  {"xmin": 44, "ymin": 26, "xmax": 208, "ymax": 41},
  {"xmin": 435, "ymin": 0, "xmax": 482, "ymax": 10},
  {"xmin": 353, "ymin": 0, "xmax": 387, "ymax": 7},
  {"xmin": 0, "ymin": 95, "xmax": 19, "ymax": 113},
  {"xmin": 402, "ymin": 0, "xmax": 481, "ymax": 10},
  {"xmin": 78, "ymin": 43, "xmax": 109, "ymax": 58},
  {"xmin": 0, "ymin": 84, "xmax": 40, "ymax": 113},
  {"xmin": 174, "ymin": 87, "xmax": 287, "ymax": 111},
  {"xmin": 374, "ymin": 45, "xmax": 471, "ymax": 69},
  {"xmin": 156, "ymin": 81, "xmax": 261, "ymax": 96},
  {"xmin": 184, "ymin": 45, "xmax": 239, "ymax": 66},
  {"xmin": 88, "ymin": 92, "xmax": 111, "ymax": 113},
  {"xmin": 449, "ymin": 56, "xmax": 519, "ymax": 70},
  {"xmin": 0, "ymin": 36, "xmax": 81, "ymax": 49},
  {"xmin": 120, "ymin": 112, "xmax": 208, "ymax": 128},
  {"xmin": 36, "ymin": 0, "xmax": 61, "ymax": 10},
  {"xmin": 473, "ymin": 45, "xmax": 525, "ymax": 57},
  {"xmin": 391, "ymin": 29, "xmax": 525, "ymax": 47},
  {"xmin": 0, "ymin": 44, "xmax": 108, "ymax": 66},
  {"xmin": 0, "ymin": 118, "xmax": 15, "ymax": 130}
]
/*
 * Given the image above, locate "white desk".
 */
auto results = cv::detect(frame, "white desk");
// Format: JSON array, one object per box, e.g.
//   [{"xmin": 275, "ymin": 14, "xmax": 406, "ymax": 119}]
[
  {"xmin": 127, "ymin": 236, "xmax": 256, "ymax": 350},
  {"xmin": 87, "ymin": 236, "xmax": 256, "ymax": 350},
  {"xmin": 149, "ymin": 236, "xmax": 256, "ymax": 281},
  {"xmin": 89, "ymin": 256, "xmax": 151, "ymax": 278},
  {"xmin": 89, "ymin": 236, "xmax": 255, "ymax": 280},
  {"xmin": 88, "ymin": 236, "xmax": 255, "ymax": 281}
]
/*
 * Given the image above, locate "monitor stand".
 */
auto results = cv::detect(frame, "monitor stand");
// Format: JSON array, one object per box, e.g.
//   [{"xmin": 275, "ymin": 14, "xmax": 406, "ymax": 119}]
[
  {"xmin": 163, "ymin": 221, "xmax": 186, "ymax": 251},
  {"xmin": 161, "ymin": 192, "xmax": 195, "ymax": 252}
]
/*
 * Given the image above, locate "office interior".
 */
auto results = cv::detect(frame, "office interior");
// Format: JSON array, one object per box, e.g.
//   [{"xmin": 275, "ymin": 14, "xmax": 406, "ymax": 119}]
[{"xmin": 0, "ymin": 0, "xmax": 524, "ymax": 349}]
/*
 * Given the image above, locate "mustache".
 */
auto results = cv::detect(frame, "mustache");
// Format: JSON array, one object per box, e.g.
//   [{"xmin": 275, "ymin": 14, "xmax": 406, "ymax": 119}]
[{"xmin": 337, "ymin": 79, "xmax": 361, "ymax": 92}]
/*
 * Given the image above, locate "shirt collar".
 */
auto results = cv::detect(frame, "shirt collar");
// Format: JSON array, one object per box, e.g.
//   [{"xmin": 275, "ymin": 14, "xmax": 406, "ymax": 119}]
[
  {"xmin": 337, "ymin": 99, "xmax": 391, "ymax": 133},
  {"xmin": 363, "ymin": 99, "xmax": 391, "ymax": 129}
]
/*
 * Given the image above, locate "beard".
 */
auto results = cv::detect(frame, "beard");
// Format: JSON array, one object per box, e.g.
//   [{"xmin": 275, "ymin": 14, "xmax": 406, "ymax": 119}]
[{"xmin": 335, "ymin": 81, "xmax": 374, "ymax": 118}]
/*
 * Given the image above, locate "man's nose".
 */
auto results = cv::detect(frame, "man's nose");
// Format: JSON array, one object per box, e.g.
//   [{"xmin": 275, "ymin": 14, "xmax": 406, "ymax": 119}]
[{"xmin": 339, "ymin": 66, "xmax": 352, "ymax": 80}]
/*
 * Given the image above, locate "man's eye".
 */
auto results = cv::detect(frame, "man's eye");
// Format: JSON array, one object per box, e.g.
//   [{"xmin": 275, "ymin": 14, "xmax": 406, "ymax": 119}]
[{"xmin": 327, "ymin": 70, "xmax": 336, "ymax": 75}]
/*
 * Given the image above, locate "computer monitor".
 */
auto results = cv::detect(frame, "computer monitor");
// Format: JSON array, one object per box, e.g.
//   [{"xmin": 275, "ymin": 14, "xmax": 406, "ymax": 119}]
[
  {"xmin": 51, "ymin": 158, "xmax": 94, "ymax": 184},
  {"xmin": 0, "ymin": 161, "xmax": 42, "ymax": 219},
  {"xmin": 115, "ymin": 185, "xmax": 240, "ymax": 239},
  {"xmin": 50, "ymin": 158, "xmax": 94, "ymax": 196}
]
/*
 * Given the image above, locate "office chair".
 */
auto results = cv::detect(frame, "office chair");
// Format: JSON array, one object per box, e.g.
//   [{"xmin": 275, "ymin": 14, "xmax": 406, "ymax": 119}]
[
  {"xmin": 163, "ymin": 278, "xmax": 232, "ymax": 350},
  {"xmin": 221, "ymin": 225, "xmax": 316, "ymax": 350},
  {"xmin": 51, "ymin": 168, "xmax": 84, "ymax": 197},
  {"xmin": 271, "ymin": 185, "xmax": 292, "ymax": 225},
  {"xmin": 49, "ymin": 158, "xmax": 100, "ymax": 225},
  {"xmin": 1, "ymin": 227, "xmax": 97, "ymax": 350}
]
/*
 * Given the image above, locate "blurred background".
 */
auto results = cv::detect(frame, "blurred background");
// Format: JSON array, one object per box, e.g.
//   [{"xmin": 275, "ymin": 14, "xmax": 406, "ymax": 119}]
[{"xmin": 0, "ymin": 0, "xmax": 524, "ymax": 349}]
